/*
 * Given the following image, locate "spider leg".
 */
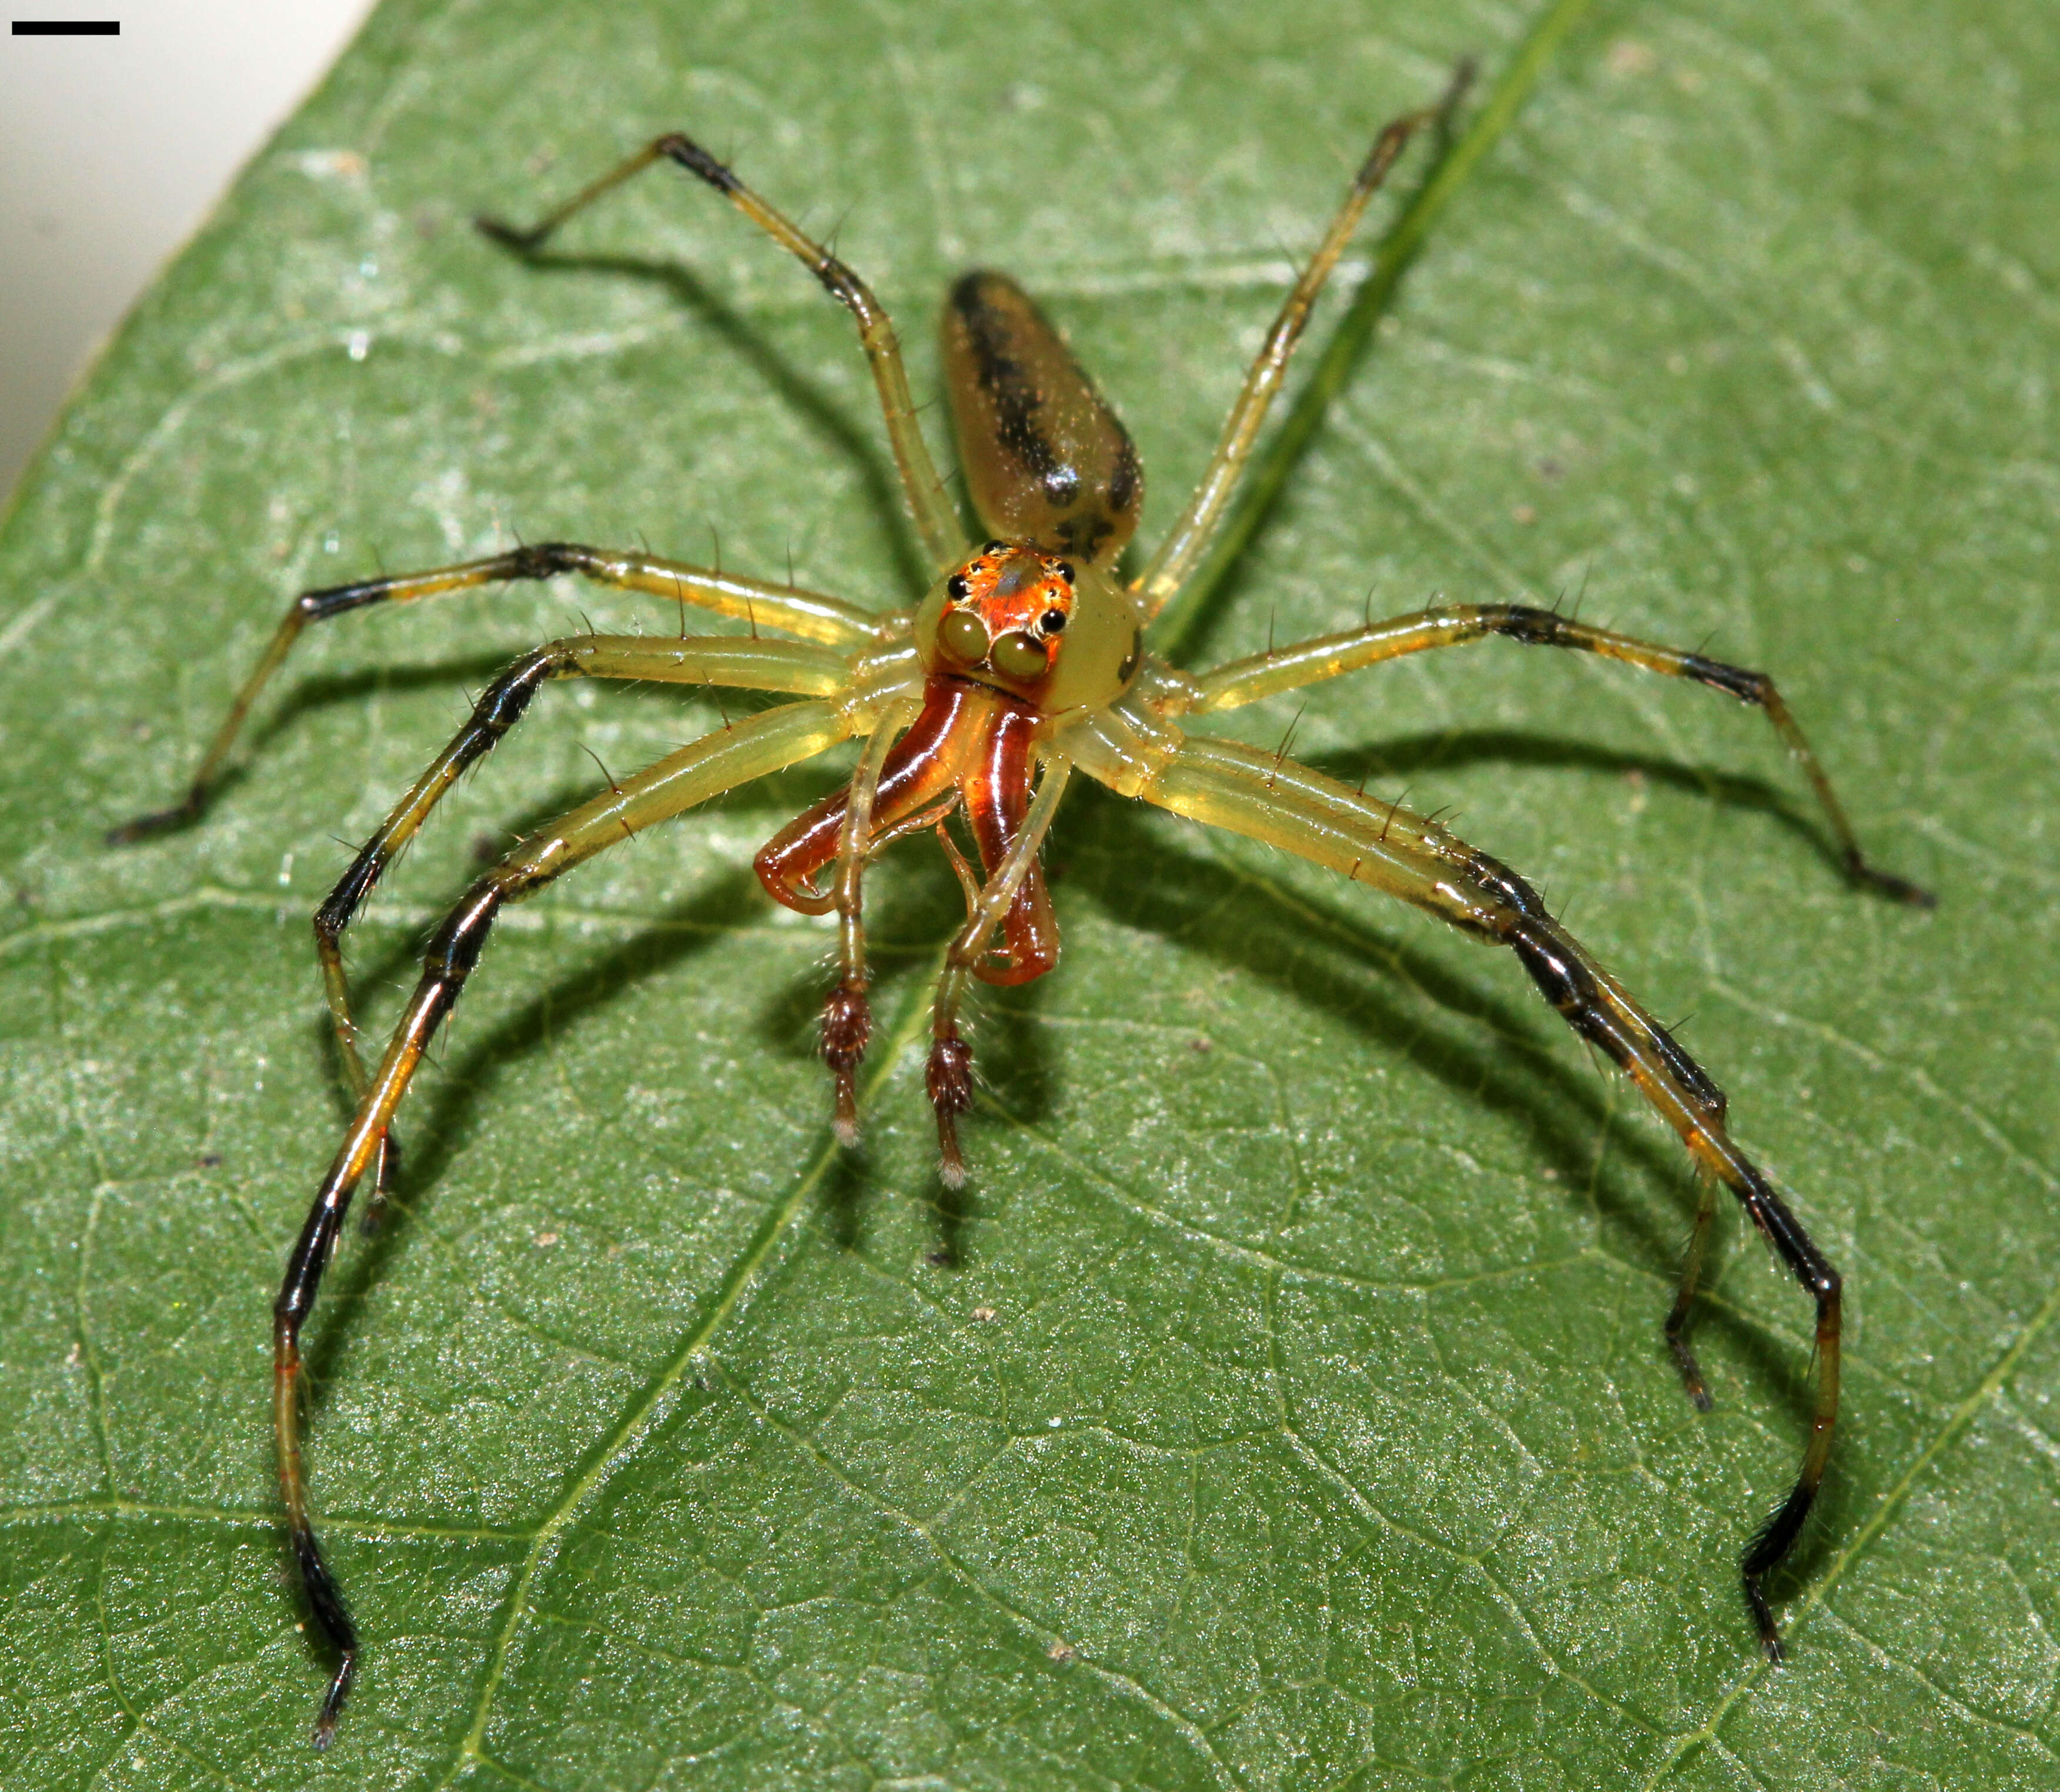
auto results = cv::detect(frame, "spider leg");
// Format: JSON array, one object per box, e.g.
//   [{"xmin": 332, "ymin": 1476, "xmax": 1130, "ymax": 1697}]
[
  {"xmin": 109, "ymin": 543, "xmax": 878, "ymax": 842},
  {"xmin": 925, "ymin": 759, "xmax": 1072, "ymax": 1188},
  {"xmin": 1133, "ymin": 63, "xmax": 1472, "ymax": 620},
  {"xmin": 1068, "ymin": 722, "xmax": 1836, "ymax": 1661},
  {"xmin": 1189, "ymin": 601, "xmax": 1934, "ymax": 904},
  {"xmin": 311, "ymin": 633, "xmax": 851, "ymax": 1222},
  {"xmin": 479, "ymin": 141, "xmax": 966, "ymax": 572},
  {"xmin": 821, "ymin": 708, "xmax": 921, "ymax": 1144},
  {"xmin": 275, "ymin": 690, "xmax": 860, "ymax": 1746}
]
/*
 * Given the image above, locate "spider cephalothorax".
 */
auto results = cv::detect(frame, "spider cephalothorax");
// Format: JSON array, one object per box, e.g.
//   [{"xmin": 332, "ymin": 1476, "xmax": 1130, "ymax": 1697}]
[{"xmin": 113, "ymin": 65, "xmax": 1934, "ymax": 1745}]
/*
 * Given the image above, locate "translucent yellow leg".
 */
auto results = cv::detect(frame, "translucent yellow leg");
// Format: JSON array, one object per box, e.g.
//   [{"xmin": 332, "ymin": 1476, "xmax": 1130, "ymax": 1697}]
[
  {"xmin": 276, "ymin": 693, "xmax": 858, "ymax": 1745},
  {"xmin": 1070, "ymin": 723, "xmax": 1839, "ymax": 1660},
  {"xmin": 310, "ymin": 632, "xmax": 855, "ymax": 1217},
  {"xmin": 480, "ymin": 141, "xmax": 967, "ymax": 573},
  {"xmin": 109, "ymin": 543, "xmax": 878, "ymax": 843},
  {"xmin": 1133, "ymin": 66, "xmax": 1472, "ymax": 621},
  {"xmin": 1189, "ymin": 600, "xmax": 1932, "ymax": 903}
]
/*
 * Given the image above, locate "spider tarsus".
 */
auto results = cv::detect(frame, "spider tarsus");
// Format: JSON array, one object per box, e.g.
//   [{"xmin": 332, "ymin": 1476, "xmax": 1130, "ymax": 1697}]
[
  {"xmin": 311, "ymin": 1667, "xmax": 352, "ymax": 1751},
  {"xmin": 1740, "ymin": 1478, "xmax": 1817, "ymax": 1665},
  {"xmin": 291, "ymin": 1522, "xmax": 359, "ymax": 1746},
  {"xmin": 927, "ymin": 1035, "xmax": 974, "ymax": 1189},
  {"xmin": 656, "ymin": 133, "xmax": 740, "ymax": 195},
  {"xmin": 1667, "ymin": 1335, "xmax": 1714, "ymax": 1412},
  {"xmin": 822, "ymin": 982, "xmax": 871, "ymax": 1147},
  {"xmin": 1747, "ymin": 1580, "xmax": 1787, "ymax": 1666},
  {"xmin": 1664, "ymin": 1281, "xmax": 1712, "ymax": 1409},
  {"xmin": 1845, "ymin": 850, "xmax": 1937, "ymax": 909},
  {"xmin": 106, "ymin": 787, "xmax": 205, "ymax": 845}
]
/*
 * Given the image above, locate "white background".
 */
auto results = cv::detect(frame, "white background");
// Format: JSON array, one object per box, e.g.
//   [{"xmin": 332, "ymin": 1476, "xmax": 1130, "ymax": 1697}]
[{"xmin": 0, "ymin": 0, "xmax": 378, "ymax": 503}]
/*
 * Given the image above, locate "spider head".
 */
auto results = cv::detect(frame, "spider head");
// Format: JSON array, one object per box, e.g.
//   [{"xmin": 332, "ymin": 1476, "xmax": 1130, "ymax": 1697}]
[{"xmin": 918, "ymin": 540, "xmax": 1143, "ymax": 713}]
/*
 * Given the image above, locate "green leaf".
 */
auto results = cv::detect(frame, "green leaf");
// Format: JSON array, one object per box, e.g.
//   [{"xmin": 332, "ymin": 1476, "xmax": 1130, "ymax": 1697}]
[{"xmin": 3, "ymin": 0, "xmax": 2054, "ymax": 1784}]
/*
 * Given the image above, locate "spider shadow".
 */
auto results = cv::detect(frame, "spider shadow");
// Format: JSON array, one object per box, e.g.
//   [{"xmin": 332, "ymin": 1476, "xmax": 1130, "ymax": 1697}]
[
  {"xmin": 248, "ymin": 653, "xmax": 532, "ymax": 764},
  {"xmin": 491, "ymin": 246, "xmax": 934, "ymax": 598},
  {"xmin": 1308, "ymin": 728, "xmax": 1848, "ymax": 887},
  {"xmin": 106, "ymin": 658, "xmax": 508, "ymax": 838},
  {"xmin": 1049, "ymin": 777, "xmax": 1821, "ymax": 1447}
]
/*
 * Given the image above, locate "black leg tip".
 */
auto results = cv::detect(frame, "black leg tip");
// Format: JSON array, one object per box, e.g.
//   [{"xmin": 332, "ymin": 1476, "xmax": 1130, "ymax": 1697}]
[
  {"xmin": 656, "ymin": 133, "xmax": 740, "ymax": 193},
  {"xmin": 292, "ymin": 1524, "xmax": 360, "ymax": 1743},
  {"xmin": 1744, "ymin": 1579, "xmax": 1785, "ymax": 1664},
  {"xmin": 1667, "ymin": 1332, "xmax": 1713, "ymax": 1410},
  {"xmin": 311, "ymin": 1653, "xmax": 355, "ymax": 1749}
]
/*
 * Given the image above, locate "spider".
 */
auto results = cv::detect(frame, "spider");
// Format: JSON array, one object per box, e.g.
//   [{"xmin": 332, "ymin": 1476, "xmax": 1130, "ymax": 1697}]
[{"xmin": 113, "ymin": 66, "xmax": 1934, "ymax": 1746}]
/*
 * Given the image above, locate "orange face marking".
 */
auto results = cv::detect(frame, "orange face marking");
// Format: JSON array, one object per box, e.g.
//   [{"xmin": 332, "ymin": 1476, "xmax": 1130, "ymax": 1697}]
[{"xmin": 941, "ymin": 542, "xmax": 1076, "ymax": 678}]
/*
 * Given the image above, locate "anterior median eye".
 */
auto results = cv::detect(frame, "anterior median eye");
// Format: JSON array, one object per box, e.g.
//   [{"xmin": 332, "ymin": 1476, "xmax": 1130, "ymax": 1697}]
[
  {"xmin": 938, "ymin": 609, "xmax": 989, "ymax": 664},
  {"xmin": 990, "ymin": 630, "xmax": 1048, "ymax": 679}
]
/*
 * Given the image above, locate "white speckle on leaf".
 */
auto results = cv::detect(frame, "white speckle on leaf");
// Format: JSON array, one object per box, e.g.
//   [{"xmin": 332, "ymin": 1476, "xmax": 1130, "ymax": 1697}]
[{"xmin": 290, "ymin": 149, "xmax": 367, "ymax": 182}]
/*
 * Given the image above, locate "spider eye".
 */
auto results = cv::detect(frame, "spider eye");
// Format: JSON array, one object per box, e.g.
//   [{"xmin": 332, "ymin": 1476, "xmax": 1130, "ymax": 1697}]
[
  {"xmin": 947, "ymin": 574, "xmax": 969, "ymax": 599},
  {"xmin": 937, "ymin": 609, "xmax": 989, "ymax": 666},
  {"xmin": 990, "ymin": 630, "xmax": 1048, "ymax": 680},
  {"xmin": 1054, "ymin": 561, "xmax": 1075, "ymax": 584},
  {"xmin": 1040, "ymin": 608, "xmax": 1067, "ymax": 634}
]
